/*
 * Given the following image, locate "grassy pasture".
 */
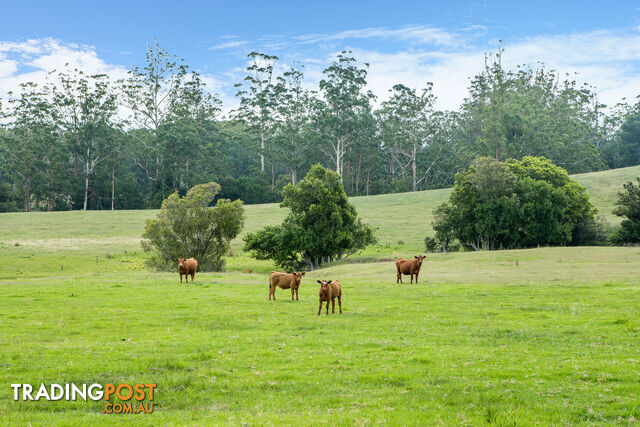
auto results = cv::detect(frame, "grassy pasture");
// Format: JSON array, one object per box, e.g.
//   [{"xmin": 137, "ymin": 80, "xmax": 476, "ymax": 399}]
[{"xmin": 0, "ymin": 165, "xmax": 639, "ymax": 424}]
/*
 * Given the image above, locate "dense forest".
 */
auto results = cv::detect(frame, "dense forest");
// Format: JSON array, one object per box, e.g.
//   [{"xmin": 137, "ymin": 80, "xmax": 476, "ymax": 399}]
[{"xmin": 0, "ymin": 42, "xmax": 639, "ymax": 212}]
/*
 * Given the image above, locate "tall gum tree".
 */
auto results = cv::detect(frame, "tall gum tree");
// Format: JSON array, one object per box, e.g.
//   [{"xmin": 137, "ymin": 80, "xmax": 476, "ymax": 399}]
[
  {"xmin": 51, "ymin": 70, "xmax": 119, "ymax": 210},
  {"xmin": 272, "ymin": 64, "xmax": 310, "ymax": 185},
  {"xmin": 119, "ymin": 40, "xmax": 200, "ymax": 199},
  {"xmin": 234, "ymin": 52, "xmax": 279, "ymax": 179},
  {"xmin": 378, "ymin": 83, "xmax": 438, "ymax": 192},
  {"xmin": 316, "ymin": 51, "xmax": 374, "ymax": 179},
  {"xmin": 1, "ymin": 83, "xmax": 60, "ymax": 211}
]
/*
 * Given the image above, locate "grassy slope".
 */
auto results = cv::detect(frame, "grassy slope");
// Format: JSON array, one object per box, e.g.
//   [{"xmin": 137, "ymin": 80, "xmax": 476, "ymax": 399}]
[
  {"xmin": 1, "ymin": 164, "xmax": 637, "ymax": 256},
  {"xmin": 572, "ymin": 164, "xmax": 640, "ymax": 223},
  {"xmin": 1, "ymin": 165, "xmax": 640, "ymax": 424}
]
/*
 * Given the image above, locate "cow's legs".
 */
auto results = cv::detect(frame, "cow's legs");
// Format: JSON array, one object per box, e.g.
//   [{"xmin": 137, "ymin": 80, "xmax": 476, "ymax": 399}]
[
  {"xmin": 331, "ymin": 298, "xmax": 335, "ymax": 314},
  {"xmin": 318, "ymin": 300, "xmax": 323, "ymax": 315},
  {"xmin": 415, "ymin": 272, "xmax": 419, "ymax": 284},
  {"xmin": 191, "ymin": 272, "xmax": 195, "ymax": 282},
  {"xmin": 291, "ymin": 288, "xmax": 295, "ymax": 300},
  {"xmin": 180, "ymin": 273, "xmax": 183, "ymax": 283},
  {"xmin": 326, "ymin": 300, "xmax": 330, "ymax": 315},
  {"xmin": 295, "ymin": 288, "xmax": 299, "ymax": 301},
  {"xmin": 338, "ymin": 294, "xmax": 342, "ymax": 314},
  {"xmin": 410, "ymin": 273, "xmax": 414, "ymax": 284}
]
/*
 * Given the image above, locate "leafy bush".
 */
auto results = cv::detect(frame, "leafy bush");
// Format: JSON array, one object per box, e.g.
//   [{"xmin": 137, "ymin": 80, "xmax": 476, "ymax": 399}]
[
  {"xmin": 611, "ymin": 178, "xmax": 640, "ymax": 245},
  {"xmin": 424, "ymin": 236, "xmax": 463, "ymax": 253},
  {"xmin": 424, "ymin": 236, "xmax": 439, "ymax": 253},
  {"xmin": 243, "ymin": 223, "xmax": 307, "ymax": 271},
  {"xmin": 432, "ymin": 156, "xmax": 596, "ymax": 250},
  {"xmin": 244, "ymin": 165, "xmax": 376, "ymax": 270},
  {"xmin": 141, "ymin": 182, "xmax": 245, "ymax": 271}
]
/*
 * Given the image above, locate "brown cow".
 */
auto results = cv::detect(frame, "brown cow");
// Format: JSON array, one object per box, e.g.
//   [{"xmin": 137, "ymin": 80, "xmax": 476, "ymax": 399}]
[
  {"xmin": 396, "ymin": 255, "xmax": 426, "ymax": 284},
  {"xmin": 177, "ymin": 258, "xmax": 198, "ymax": 283},
  {"xmin": 269, "ymin": 271, "xmax": 305, "ymax": 301},
  {"xmin": 317, "ymin": 279, "xmax": 342, "ymax": 315}
]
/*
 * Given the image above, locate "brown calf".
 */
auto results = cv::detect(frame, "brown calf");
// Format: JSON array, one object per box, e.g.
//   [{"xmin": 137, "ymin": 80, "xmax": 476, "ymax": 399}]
[
  {"xmin": 269, "ymin": 271, "xmax": 305, "ymax": 300},
  {"xmin": 177, "ymin": 258, "xmax": 198, "ymax": 283},
  {"xmin": 396, "ymin": 255, "xmax": 426, "ymax": 284},
  {"xmin": 317, "ymin": 279, "xmax": 342, "ymax": 315}
]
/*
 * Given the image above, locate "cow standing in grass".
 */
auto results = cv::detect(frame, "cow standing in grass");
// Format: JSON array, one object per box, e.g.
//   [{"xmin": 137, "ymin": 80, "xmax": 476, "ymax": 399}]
[
  {"xmin": 396, "ymin": 255, "xmax": 426, "ymax": 284},
  {"xmin": 269, "ymin": 271, "xmax": 305, "ymax": 300},
  {"xmin": 177, "ymin": 258, "xmax": 198, "ymax": 283},
  {"xmin": 317, "ymin": 279, "xmax": 342, "ymax": 315}
]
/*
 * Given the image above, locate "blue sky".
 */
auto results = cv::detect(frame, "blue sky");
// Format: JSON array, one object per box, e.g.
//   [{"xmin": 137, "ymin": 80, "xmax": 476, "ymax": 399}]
[{"xmin": 1, "ymin": 1, "xmax": 640, "ymax": 113}]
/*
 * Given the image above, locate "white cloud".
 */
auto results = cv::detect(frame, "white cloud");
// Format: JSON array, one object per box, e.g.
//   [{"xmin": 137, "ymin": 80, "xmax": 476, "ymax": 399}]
[
  {"xmin": 294, "ymin": 25, "xmax": 462, "ymax": 48},
  {"xmin": 222, "ymin": 26, "xmax": 640, "ymax": 112},
  {"xmin": 305, "ymin": 29, "xmax": 640, "ymax": 111},
  {"xmin": 208, "ymin": 40, "xmax": 248, "ymax": 50},
  {"xmin": 0, "ymin": 38, "xmax": 129, "ymax": 100},
  {"xmin": 3, "ymin": 28, "xmax": 640, "ymax": 119}
]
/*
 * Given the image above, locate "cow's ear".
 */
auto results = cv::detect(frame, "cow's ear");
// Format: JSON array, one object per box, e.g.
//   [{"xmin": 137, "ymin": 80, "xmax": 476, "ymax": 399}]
[
  {"xmin": 414, "ymin": 256, "xmax": 418, "ymax": 259},
  {"xmin": 301, "ymin": 272, "xmax": 305, "ymax": 276},
  {"xmin": 317, "ymin": 280, "xmax": 322, "ymax": 284}
]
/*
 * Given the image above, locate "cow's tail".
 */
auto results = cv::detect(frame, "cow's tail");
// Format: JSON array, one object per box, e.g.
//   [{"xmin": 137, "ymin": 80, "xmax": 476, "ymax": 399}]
[{"xmin": 268, "ymin": 271, "xmax": 275, "ymax": 287}]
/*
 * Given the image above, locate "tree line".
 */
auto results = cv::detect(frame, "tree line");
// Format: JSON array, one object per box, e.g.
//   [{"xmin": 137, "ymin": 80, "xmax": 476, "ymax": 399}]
[{"xmin": 1, "ymin": 44, "xmax": 639, "ymax": 212}]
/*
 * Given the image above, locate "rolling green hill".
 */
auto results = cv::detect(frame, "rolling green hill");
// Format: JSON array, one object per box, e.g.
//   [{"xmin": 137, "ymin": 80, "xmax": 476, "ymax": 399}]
[{"xmin": 0, "ymin": 164, "xmax": 638, "ymax": 257}]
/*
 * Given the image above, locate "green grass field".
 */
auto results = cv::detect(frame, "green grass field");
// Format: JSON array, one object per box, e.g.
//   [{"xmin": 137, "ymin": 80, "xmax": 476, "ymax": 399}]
[{"xmin": 1, "ymin": 166, "xmax": 639, "ymax": 424}]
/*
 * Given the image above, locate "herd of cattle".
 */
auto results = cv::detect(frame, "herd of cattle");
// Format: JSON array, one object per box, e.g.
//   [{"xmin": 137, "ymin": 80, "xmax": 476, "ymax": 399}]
[{"xmin": 176, "ymin": 254, "xmax": 427, "ymax": 315}]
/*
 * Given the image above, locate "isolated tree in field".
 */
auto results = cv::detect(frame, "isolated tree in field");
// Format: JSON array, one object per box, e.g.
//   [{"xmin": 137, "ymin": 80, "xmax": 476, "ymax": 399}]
[
  {"xmin": 611, "ymin": 178, "xmax": 640, "ymax": 244},
  {"xmin": 141, "ymin": 182, "xmax": 245, "ymax": 271},
  {"xmin": 432, "ymin": 156, "xmax": 596, "ymax": 250},
  {"xmin": 244, "ymin": 165, "xmax": 376, "ymax": 270}
]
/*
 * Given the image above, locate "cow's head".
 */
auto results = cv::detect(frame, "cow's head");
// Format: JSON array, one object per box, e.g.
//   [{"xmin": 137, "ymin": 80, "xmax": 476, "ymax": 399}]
[
  {"xmin": 317, "ymin": 279, "xmax": 332, "ymax": 296},
  {"xmin": 176, "ymin": 258, "xmax": 186, "ymax": 270},
  {"xmin": 291, "ymin": 271, "xmax": 304, "ymax": 287},
  {"xmin": 414, "ymin": 254, "xmax": 426, "ymax": 266}
]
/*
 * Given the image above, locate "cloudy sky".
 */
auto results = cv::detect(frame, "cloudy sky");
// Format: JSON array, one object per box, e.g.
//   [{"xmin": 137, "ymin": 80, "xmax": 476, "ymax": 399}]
[{"xmin": 1, "ymin": 1, "xmax": 640, "ymax": 114}]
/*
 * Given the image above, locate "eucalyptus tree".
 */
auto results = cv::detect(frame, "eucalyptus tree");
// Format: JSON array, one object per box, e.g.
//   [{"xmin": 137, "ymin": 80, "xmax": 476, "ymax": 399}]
[
  {"xmin": 377, "ymin": 83, "xmax": 439, "ymax": 192},
  {"xmin": 460, "ymin": 49, "xmax": 605, "ymax": 173},
  {"xmin": 51, "ymin": 69, "xmax": 119, "ymax": 210},
  {"xmin": 161, "ymin": 71, "xmax": 222, "ymax": 192},
  {"xmin": 316, "ymin": 51, "xmax": 374, "ymax": 178},
  {"xmin": 234, "ymin": 52, "xmax": 279, "ymax": 176},
  {"xmin": 343, "ymin": 109, "xmax": 378, "ymax": 195},
  {"xmin": 119, "ymin": 40, "xmax": 203, "ymax": 199},
  {"xmin": 0, "ymin": 82, "xmax": 61, "ymax": 211},
  {"xmin": 606, "ymin": 101, "xmax": 640, "ymax": 168},
  {"xmin": 272, "ymin": 64, "xmax": 310, "ymax": 185}
]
